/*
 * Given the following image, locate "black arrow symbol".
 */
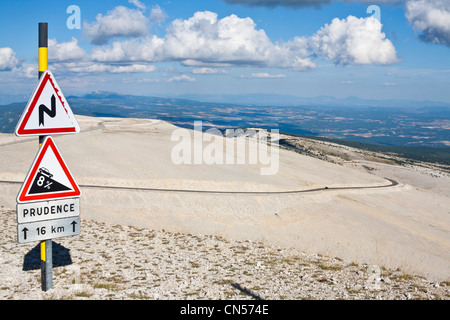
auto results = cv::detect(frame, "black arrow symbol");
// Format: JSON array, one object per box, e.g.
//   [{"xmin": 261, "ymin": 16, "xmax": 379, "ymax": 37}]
[
  {"xmin": 71, "ymin": 221, "xmax": 77, "ymax": 233},
  {"xmin": 22, "ymin": 227, "xmax": 29, "ymax": 240},
  {"xmin": 39, "ymin": 94, "xmax": 56, "ymax": 126}
]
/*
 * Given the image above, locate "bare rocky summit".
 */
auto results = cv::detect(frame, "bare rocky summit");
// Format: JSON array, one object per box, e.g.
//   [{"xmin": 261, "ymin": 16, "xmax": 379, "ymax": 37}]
[
  {"xmin": 1, "ymin": 116, "xmax": 449, "ymax": 300},
  {"xmin": 1, "ymin": 209, "xmax": 448, "ymax": 300}
]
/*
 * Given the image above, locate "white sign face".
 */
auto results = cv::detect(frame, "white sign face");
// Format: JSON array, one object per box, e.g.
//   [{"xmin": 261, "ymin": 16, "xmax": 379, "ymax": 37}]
[
  {"xmin": 17, "ymin": 198, "xmax": 80, "ymax": 224},
  {"xmin": 15, "ymin": 70, "xmax": 80, "ymax": 136},
  {"xmin": 17, "ymin": 217, "xmax": 81, "ymax": 244},
  {"xmin": 17, "ymin": 136, "xmax": 81, "ymax": 203}
]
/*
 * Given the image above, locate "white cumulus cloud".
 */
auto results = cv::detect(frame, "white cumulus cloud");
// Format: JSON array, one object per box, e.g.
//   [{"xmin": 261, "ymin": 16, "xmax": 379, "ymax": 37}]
[
  {"xmin": 90, "ymin": 36, "xmax": 165, "ymax": 62},
  {"xmin": 90, "ymin": 11, "xmax": 316, "ymax": 70},
  {"xmin": 89, "ymin": 10, "xmax": 398, "ymax": 70},
  {"xmin": 164, "ymin": 11, "xmax": 276, "ymax": 65},
  {"xmin": 48, "ymin": 38, "xmax": 87, "ymax": 62},
  {"xmin": 309, "ymin": 15, "xmax": 398, "ymax": 65},
  {"xmin": 0, "ymin": 47, "xmax": 18, "ymax": 71},
  {"xmin": 83, "ymin": 6, "xmax": 150, "ymax": 45},
  {"xmin": 226, "ymin": 0, "xmax": 450, "ymax": 48},
  {"xmin": 44, "ymin": 7, "xmax": 400, "ymax": 77},
  {"xmin": 405, "ymin": 0, "xmax": 450, "ymax": 46}
]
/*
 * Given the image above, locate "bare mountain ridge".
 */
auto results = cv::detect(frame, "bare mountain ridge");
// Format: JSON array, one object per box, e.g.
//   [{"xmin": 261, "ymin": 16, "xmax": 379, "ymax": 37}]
[{"xmin": 0, "ymin": 115, "xmax": 449, "ymax": 281}]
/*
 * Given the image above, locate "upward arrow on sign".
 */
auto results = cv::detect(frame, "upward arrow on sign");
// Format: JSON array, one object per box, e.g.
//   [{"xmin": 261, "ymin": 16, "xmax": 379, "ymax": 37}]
[{"xmin": 15, "ymin": 70, "xmax": 80, "ymax": 136}]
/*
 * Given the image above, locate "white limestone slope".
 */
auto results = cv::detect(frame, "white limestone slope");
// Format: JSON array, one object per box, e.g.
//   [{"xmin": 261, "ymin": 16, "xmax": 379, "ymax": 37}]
[{"xmin": 0, "ymin": 115, "xmax": 448, "ymax": 281}]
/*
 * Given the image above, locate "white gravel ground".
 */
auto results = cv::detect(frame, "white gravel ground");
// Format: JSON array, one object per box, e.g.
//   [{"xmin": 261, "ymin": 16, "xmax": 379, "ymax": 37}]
[{"xmin": 1, "ymin": 208, "xmax": 448, "ymax": 300}]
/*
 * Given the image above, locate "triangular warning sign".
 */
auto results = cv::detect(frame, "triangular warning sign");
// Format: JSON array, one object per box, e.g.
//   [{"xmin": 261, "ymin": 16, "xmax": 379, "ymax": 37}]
[
  {"xmin": 15, "ymin": 70, "xmax": 80, "ymax": 136},
  {"xmin": 17, "ymin": 136, "xmax": 81, "ymax": 203}
]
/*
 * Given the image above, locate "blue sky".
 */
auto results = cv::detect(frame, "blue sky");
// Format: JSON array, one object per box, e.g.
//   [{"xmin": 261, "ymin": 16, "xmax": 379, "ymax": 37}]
[{"xmin": 0, "ymin": 0, "xmax": 449, "ymax": 103}]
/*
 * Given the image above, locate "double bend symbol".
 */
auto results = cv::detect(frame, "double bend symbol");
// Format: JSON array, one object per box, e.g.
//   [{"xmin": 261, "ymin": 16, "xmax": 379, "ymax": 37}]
[{"xmin": 39, "ymin": 94, "xmax": 56, "ymax": 126}]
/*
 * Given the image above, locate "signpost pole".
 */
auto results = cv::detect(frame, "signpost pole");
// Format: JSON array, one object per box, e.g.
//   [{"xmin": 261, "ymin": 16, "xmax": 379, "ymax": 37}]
[
  {"xmin": 38, "ymin": 22, "xmax": 52, "ymax": 292},
  {"xmin": 15, "ymin": 22, "xmax": 81, "ymax": 292},
  {"xmin": 38, "ymin": 22, "xmax": 48, "ymax": 82}
]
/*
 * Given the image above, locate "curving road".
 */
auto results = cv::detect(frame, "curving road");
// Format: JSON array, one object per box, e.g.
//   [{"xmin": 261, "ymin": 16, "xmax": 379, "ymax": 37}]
[
  {"xmin": 0, "ymin": 120, "xmax": 399, "ymax": 195},
  {"xmin": 0, "ymin": 178, "xmax": 398, "ymax": 195}
]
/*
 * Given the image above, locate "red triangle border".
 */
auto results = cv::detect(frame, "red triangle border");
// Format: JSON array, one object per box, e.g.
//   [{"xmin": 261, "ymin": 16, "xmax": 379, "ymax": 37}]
[
  {"xmin": 16, "ymin": 71, "xmax": 78, "ymax": 136},
  {"xmin": 17, "ymin": 137, "xmax": 81, "ymax": 203}
]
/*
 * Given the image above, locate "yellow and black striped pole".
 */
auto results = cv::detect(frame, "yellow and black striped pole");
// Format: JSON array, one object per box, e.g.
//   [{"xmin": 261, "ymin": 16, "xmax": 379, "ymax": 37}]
[
  {"xmin": 39, "ymin": 22, "xmax": 47, "ymax": 147},
  {"xmin": 38, "ymin": 22, "xmax": 53, "ymax": 292},
  {"xmin": 39, "ymin": 23, "xmax": 48, "ymax": 81}
]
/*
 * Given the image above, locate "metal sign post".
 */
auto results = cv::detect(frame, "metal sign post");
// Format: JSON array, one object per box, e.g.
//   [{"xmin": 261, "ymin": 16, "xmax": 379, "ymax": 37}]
[
  {"xmin": 38, "ymin": 22, "xmax": 52, "ymax": 292},
  {"xmin": 15, "ymin": 22, "xmax": 82, "ymax": 293}
]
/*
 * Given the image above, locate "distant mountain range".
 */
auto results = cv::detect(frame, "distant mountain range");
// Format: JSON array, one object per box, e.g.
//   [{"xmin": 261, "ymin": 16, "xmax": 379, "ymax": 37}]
[
  {"xmin": 0, "ymin": 94, "xmax": 30, "ymax": 105},
  {"xmin": 2, "ymin": 91, "xmax": 449, "ymax": 108},
  {"xmin": 168, "ymin": 93, "xmax": 450, "ymax": 108},
  {"xmin": 1, "ymin": 91, "xmax": 449, "ymax": 152}
]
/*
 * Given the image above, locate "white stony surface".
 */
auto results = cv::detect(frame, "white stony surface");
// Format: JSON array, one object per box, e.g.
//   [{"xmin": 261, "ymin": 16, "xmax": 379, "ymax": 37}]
[
  {"xmin": 1, "ymin": 115, "xmax": 449, "ymax": 298},
  {"xmin": 1, "ymin": 209, "xmax": 448, "ymax": 300}
]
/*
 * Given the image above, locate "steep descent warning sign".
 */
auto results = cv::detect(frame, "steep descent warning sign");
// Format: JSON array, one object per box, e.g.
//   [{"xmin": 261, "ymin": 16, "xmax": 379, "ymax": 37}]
[
  {"xmin": 15, "ymin": 70, "xmax": 80, "ymax": 136},
  {"xmin": 29, "ymin": 167, "xmax": 72, "ymax": 194},
  {"xmin": 17, "ymin": 136, "xmax": 81, "ymax": 203}
]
